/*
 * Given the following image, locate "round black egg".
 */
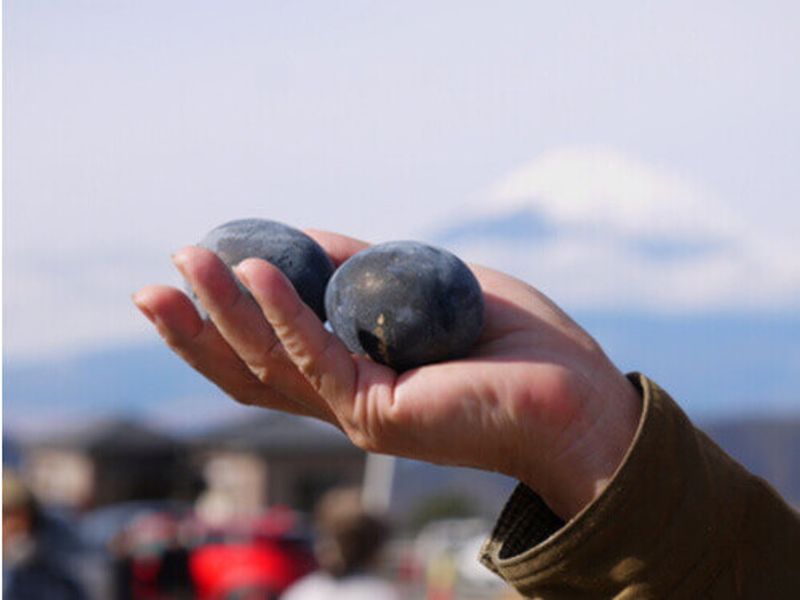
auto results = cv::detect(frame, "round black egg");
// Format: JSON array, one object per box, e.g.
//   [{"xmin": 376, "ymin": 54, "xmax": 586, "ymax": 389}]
[
  {"xmin": 325, "ymin": 241, "xmax": 484, "ymax": 372},
  {"xmin": 196, "ymin": 218, "xmax": 335, "ymax": 320}
]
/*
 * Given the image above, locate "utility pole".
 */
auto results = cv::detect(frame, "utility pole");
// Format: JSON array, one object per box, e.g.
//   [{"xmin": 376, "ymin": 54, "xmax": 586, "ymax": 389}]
[{"xmin": 361, "ymin": 452, "xmax": 396, "ymax": 513}]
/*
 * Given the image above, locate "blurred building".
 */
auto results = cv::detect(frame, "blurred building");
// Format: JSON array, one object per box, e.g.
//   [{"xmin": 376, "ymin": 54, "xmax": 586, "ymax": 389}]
[
  {"xmin": 21, "ymin": 411, "xmax": 366, "ymax": 519},
  {"xmin": 191, "ymin": 411, "xmax": 365, "ymax": 520},
  {"xmin": 24, "ymin": 419, "xmax": 192, "ymax": 509}
]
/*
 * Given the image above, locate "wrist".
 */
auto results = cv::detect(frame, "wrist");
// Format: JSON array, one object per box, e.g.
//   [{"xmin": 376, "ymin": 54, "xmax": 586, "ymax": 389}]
[{"xmin": 526, "ymin": 368, "xmax": 643, "ymax": 520}]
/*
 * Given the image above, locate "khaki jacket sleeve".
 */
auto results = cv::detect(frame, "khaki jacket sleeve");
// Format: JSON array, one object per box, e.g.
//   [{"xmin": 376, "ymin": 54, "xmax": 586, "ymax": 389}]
[{"xmin": 480, "ymin": 373, "xmax": 800, "ymax": 599}]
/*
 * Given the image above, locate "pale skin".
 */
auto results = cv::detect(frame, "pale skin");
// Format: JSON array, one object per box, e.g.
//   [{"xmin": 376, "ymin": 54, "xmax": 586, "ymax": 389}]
[{"xmin": 133, "ymin": 230, "xmax": 642, "ymax": 520}]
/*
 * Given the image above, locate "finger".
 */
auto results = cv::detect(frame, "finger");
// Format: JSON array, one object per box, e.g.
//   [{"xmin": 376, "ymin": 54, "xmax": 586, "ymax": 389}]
[
  {"xmin": 172, "ymin": 247, "xmax": 285, "ymax": 375},
  {"xmin": 235, "ymin": 258, "xmax": 402, "ymax": 451},
  {"xmin": 234, "ymin": 258, "xmax": 359, "ymax": 404},
  {"xmin": 303, "ymin": 229, "xmax": 370, "ymax": 267},
  {"xmin": 172, "ymin": 246, "xmax": 337, "ymax": 422},
  {"xmin": 132, "ymin": 285, "xmax": 331, "ymax": 421}
]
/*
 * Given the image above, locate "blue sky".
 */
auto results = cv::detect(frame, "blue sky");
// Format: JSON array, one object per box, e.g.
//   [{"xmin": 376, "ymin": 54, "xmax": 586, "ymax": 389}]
[{"xmin": 4, "ymin": 1, "xmax": 800, "ymax": 359}]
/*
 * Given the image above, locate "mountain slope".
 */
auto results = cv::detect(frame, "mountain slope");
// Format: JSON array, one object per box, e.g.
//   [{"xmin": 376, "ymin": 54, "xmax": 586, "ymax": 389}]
[{"xmin": 4, "ymin": 312, "xmax": 799, "ymax": 433}]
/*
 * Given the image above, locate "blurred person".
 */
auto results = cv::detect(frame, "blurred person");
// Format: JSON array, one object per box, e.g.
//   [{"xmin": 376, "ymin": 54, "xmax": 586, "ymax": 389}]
[
  {"xmin": 3, "ymin": 472, "xmax": 89, "ymax": 600},
  {"xmin": 135, "ymin": 229, "xmax": 800, "ymax": 598},
  {"xmin": 281, "ymin": 487, "xmax": 398, "ymax": 600}
]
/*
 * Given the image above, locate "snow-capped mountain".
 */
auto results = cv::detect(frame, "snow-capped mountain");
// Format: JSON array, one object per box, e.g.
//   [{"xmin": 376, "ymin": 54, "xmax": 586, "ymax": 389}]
[{"xmin": 432, "ymin": 146, "xmax": 800, "ymax": 313}]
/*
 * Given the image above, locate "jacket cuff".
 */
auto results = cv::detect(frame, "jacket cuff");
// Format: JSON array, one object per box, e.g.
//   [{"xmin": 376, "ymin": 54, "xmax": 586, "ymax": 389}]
[{"xmin": 479, "ymin": 373, "xmax": 752, "ymax": 597}]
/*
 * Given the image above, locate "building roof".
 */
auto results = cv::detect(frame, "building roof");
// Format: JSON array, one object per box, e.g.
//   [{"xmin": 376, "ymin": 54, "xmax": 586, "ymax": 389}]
[
  {"xmin": 26, "ymin": 410, "xmax": 361, "ymax": 458},
  {"xmin": 30, "ymin": 418, "xmax": 179, "ymax": 455},
  {"xmin": 191, "ymin": 409, "xmax": 360, "ymax": 456}
]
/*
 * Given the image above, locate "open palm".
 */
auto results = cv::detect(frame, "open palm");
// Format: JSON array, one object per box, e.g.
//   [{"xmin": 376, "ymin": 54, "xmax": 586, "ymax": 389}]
[{"xmin": 134, "ymin": 230, "xmax": 639, "ymax": 519}]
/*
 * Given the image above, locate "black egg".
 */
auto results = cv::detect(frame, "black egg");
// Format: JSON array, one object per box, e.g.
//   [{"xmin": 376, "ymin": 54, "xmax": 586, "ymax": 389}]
[
  {"xmin": 325, "ymin": 241, "xmax": 484, "ymax": 372},
  {"xmin": 196, "ymin": 219, "xmax": 334, "ymax": 320}
]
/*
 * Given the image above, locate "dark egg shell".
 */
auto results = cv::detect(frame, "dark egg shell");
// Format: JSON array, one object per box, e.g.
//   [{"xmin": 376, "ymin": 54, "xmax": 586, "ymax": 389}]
[
  {"xmin": 196, "ymin": 218, "xmax": 334, "ymax": 320},
  {"xmin": 325, "ymin": 241, "xmax": 484, "ymax": 372}
]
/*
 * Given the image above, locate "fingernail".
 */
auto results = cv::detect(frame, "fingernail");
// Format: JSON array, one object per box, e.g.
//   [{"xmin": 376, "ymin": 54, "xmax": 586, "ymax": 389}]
[
  {"xmin": 132, "ymin": 295, "xmax": 155, "ymax": 324},
  {"xmin": 171, "ymin": 251, "xmax": 188, "ymax": 273},
  {"xmin": 233, "ymin": 264, "xmax": 251, "ymax": 287}
]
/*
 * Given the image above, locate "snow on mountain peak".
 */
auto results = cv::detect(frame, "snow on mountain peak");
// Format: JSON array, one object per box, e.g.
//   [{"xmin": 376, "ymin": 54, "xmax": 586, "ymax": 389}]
[
  {"xmin": 486, "ymin": 145, "xmax": 743, "ymax": 243},
  {"xmin": 437, "ymin": 146, "xmax": 800, "ymax": 313}
]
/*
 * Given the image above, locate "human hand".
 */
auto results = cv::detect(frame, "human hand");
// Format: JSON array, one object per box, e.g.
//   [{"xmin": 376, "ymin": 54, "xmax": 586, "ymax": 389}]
[{"xmin": 133, "ymin": 230, "xmax": 641, "ymax": 519}]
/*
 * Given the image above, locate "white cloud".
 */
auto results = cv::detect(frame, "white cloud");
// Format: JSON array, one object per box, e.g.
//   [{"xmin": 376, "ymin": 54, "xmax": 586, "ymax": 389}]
[
  {"xmin": 3, "ymin": 247, "xmax": 177, "ymax": 360},
  {"xmin": 449, "ymin": 146, "xmax": 800, "ymax": 313}
]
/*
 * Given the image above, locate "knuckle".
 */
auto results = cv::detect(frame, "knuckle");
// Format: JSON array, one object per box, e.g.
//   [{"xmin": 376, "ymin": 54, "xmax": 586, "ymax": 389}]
[
  {"xmin": 250, "ymin": 364, "xmax": 272, "ymax": 385},
  {"xmin": 244, "ymin": 338, "xmax": 283, "ymax": 386},
  {"xmin": 382, "ymin": 401, "xmax": 411, "ymax": 429},
  {"xmin": 302, "ymin": 331, "xmax": 336, "ymax": 369},
  {"xmin": 347, "ymin": 428, "xmax": 378, "ymax": 453},
  {"xmin": 292, "ymin": 334, "xmax": 337, "ymax": 392}
]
